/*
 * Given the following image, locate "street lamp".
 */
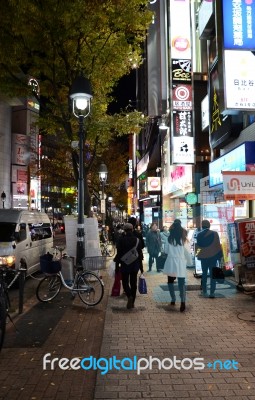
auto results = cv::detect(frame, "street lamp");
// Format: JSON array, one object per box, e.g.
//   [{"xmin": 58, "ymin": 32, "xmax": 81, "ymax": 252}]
[
  {"xmin": 69, "ymin": 75, "xmax": 93, "ymax": 266},
  {"xmin": 108, "ymin": 195, "xmax": 113, "ymax": 215},
  {"xmin": 1, "ymin": 191, "xmax": 6, "ymax": 208},
  {"xmin": 98, "ymin": 163, "xmax": 108, "ymax": 226}
]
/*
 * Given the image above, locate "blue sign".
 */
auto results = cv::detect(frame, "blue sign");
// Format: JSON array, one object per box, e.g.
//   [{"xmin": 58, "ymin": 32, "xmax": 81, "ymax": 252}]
[
  {"xmin": 209, "ymin": 141, "xmax": 255, "ymax": 187},
  {"xmin": 223, "ymin": 0, "xmax": 255, "ymax": 50}
]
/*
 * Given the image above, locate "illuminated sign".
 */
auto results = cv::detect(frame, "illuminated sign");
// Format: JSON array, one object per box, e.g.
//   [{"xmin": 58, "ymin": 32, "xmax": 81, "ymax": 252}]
[
  {"xmin": 223, "ymin": 0, "xmax": 255, "ymax": 50},
  {"xmin": 224, "ymin": 50, "xmax": 255, "ymax": 111},
  {"xmin": 201, "ymin": 95, "xmax": 209, "ymax": 131},
  {"xmin": 136, "ymin": 153, "xmax": 149, "ymax": 177},
  {"xmin": 172, "ymin": 84, "xmax": 192, "ymax": 111},
  {"xmin": 168, "ymin": 165, "xmax": 193, "ymax": 193},
  {"xmin": 222, "ymin": 171, "xmax": 255, "ymax": 200},
  {"xmin": 172, "ymin": 59, "xmax": 191, "ymax": 82},
  {"xmin": 170, "ymin": 0, "xmax": 193, "ymax": 165},
  {"xmin": 173, "ymin": 111, "xmax": 192, "ymax": 137},
  {"xmin": 209, "ymin": 142, "xmax": 255, "ymax": 187},
  {"xmin": 148, "ymin": 177, "xmax": 161, "ymax": 191},
  {"xmin": 128, "ymin": 159, "xmax": 133, "ymax": 179},
  {"xmin": 170, "ymin": 0, "xmax": 192, "ymax": 59},
  {"xmin": 172, "ymin": 137, "xmax": 195, "ymax": 164}
]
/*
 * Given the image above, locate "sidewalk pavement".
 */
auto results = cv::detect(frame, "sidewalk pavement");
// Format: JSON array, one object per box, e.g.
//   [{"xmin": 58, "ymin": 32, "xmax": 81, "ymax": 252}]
[
  {"xmin": 0, "ymin": 252, "xmax": 255, "ymax": 400},
  {"xmin": 94, "ymin": 251, "xmax": 255, "ymax": 400}
]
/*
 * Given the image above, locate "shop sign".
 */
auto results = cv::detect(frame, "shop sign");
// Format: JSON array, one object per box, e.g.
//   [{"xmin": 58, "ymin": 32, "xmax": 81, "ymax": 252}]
[
  {"xmin": 223, "ymin": 0, "xmax": 255, "ymax": 50},
  {"xmin": 224, "ymin": 50, "xmax": 255, "ymax": 111},
  {"xmin": 237, "ymin": 220, "xmax": 255, "ymax": 268},
  {"xmin": 222, "ymin": 171, "xmax": 255, "ymax": 200},
  {"xmin": 209, "ymin": 141, "xmax": 255, "ymax": 187},
  {"xmin": 147, "ymin": 177, "xmax": 161, "ymax": 191},
  {"xmin": 170, "ymin": 0, "xmax": 191, "ymax": 59},
  {"xmin": 12, "ymin": 133, "xmax": 30, "ymax": 166},
  {"xmin": 137, "ymin": 153, "xmax": 149, "ymax": 178},
  {"xmin": 172, "ymin": 59, "xmax": 191, "ymax": 82},
  {"xmin": 172, "ymin": 137, "xmax": 195, "ymax": 164},
  {"xmin": 173, "ymin": 110, "xmax": 192, "ymax": 137},
  {"xmin": 169, "ymin": 165, "xmax": 193, "ymax": 193},
  {"xmin": 172, "ymin": 84, "xmax": 192, "ymax": 111}
]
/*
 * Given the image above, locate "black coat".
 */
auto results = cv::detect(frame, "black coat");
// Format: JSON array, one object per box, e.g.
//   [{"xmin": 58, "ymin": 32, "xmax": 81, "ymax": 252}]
[
  {"xmin": 196, "ymin": 228, "xmax": 223, "ymax": 260},
  {"xmin": 114, "ymin": 232, "xmax": 143, "ymax": 272}
]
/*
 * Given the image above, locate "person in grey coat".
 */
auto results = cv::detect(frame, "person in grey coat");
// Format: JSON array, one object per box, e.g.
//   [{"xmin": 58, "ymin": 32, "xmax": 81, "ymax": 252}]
[{"xmin": 146, "ymin": 223, "xmax": 161, "ymax": 272}]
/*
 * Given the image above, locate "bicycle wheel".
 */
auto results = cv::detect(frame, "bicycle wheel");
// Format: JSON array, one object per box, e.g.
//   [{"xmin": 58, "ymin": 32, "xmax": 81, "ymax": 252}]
[
  {"xmin": 0, "ymin": 293, "xmax": 6, "ymax": 351},
  {"xmin": 36, "ymin": 275, "xmax": 62, "ymax": 302},
  {"xmin": 107, "ymin": 242, "xmax": 116, "ymax": 257},
  {"xmin": 78, "ymin": 271, "xmax": 104, "ymax": 306}
]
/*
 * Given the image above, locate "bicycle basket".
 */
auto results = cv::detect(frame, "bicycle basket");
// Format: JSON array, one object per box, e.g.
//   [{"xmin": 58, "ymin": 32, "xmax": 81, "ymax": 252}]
[
  {"xmin": 40, "ymin": 254, "xmax": 61, "ymax": 274},
  {"xmin": 82, "ymin": 256, "xmax": 107, "ymax": 271}
]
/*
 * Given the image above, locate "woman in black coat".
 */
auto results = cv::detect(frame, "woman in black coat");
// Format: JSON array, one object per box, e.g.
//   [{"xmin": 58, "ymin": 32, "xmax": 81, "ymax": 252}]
[{"xmin": 114, "ymin": 223, "xmax": 143, "ymax": 309}]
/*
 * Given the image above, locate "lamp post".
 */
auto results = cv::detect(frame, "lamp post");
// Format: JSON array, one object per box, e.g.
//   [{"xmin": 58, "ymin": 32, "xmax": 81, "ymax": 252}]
[
  {"xmin": 1, "ymin": 191, "xmax": 6, "ymax": 208},
  {"xmin": 98, "ymin": 163, "xmax": 108, "ymax": 226},
  {"xmin": 108, "ymin": 195, "xmax": 113, "ymax": 221},
  {"xmin": 69, "ymin": 75, "xmax": 93, "ymax": 266}
]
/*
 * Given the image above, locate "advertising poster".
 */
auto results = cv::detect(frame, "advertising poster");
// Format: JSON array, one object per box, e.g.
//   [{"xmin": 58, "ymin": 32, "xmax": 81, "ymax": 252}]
[{"xmin": 237, "ymin": 220, "xmax": 255, "ymax": 268}]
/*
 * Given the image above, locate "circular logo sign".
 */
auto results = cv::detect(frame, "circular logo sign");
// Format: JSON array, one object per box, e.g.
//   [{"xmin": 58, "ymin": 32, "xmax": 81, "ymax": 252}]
[
  {"xmin": 172, "ymin": 37, "xmax": 190, "ymax": 52},
  {"xmin": 185, "ymin": 192, "xmax": 198, "ymax": 205}
]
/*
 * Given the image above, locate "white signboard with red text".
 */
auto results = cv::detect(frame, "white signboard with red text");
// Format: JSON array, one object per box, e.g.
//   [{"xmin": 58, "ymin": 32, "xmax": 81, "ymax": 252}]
[{"xmin": 222, "ymin": 171, "xmax": 255, "ymax": 200}]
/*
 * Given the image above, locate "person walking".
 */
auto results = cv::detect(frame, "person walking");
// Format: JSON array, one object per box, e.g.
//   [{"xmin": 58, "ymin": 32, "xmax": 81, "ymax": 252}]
[
  {"xmin": 196, "ymin": 220, "xmax": 223, "ymax": 298},
  {"xmin": 114, "ymin": 223, "xmax": 144, "ymax": 309},
  {"xmin": 128, "ymin": 217, "xmax": 145, "ymax": 249},
  {"xmin": 146, "ymin": 223, "xmax": 162, "ymax": 272},
  {"xmin": 163, "ymin": 220, "xmax": 192, "ymax": 312},
  {"xmin": 160, "ymin": 226, "xmax": 170, "ymax": 254}
]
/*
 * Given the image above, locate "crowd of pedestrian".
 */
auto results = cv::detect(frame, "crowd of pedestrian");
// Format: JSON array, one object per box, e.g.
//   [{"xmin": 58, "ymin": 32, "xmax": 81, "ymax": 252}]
[{"xmin": 109, "ymin": 217, "xmax": 223, "ymax": 312}]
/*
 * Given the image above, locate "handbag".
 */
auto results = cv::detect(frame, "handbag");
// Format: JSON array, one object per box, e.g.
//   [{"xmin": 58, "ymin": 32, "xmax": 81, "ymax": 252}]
[
  {"xmin": 111, "ymin": 270, "xmax": 121, "ymax": 296},
  {"xmin": 138, "ymin": 274, "xmax": 147, "ymax": 294},
  {"xmin": 120, "ymin": 239, "xmax": 139, "ymax": 265}
]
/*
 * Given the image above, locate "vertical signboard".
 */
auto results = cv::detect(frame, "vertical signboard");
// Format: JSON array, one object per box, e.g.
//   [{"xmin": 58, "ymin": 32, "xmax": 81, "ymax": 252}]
[
  {"xmin": 223, "ymin": 0, "xmax": 255, "ymax": 50},
  {"xmin": 237, "ymin": 220, "xmax": 255, "ymax": 269},
  {"xmin": 170, "ymin": 0, "xmax": 194, "ymax": 164},
  {"xmin": 221, "ymin": 0, "xmax": 255, "ymax": 113}
]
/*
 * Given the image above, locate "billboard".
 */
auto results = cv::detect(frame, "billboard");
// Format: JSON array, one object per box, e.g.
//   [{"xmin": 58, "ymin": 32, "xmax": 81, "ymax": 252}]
[
  {"xmin": 223, "ymin": 0, "xmax": 255, "ymax": 50},
  {"xmin": 224, "ymin": 50, "xmax": 255, "ymax": 111},
  {"xmin": 170, "ymin": 0, "xmax": 193, "ymax": 165}
]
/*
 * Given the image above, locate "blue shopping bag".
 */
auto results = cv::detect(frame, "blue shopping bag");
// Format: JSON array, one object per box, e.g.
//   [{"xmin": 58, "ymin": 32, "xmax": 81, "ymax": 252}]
[{"xmin": 138, "ymin": 274, "xmax": 147, "ymax": 294}]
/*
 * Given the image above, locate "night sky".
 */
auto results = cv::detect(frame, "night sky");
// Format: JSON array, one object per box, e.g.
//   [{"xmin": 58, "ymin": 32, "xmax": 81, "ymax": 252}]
[{"xmin": 108, "ymin": 69, "xmax": 136, "ymax": 114}]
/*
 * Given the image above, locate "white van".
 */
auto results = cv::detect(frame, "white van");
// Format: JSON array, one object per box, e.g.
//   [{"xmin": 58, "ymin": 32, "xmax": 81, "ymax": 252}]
[{"xmin": 0, "ymin": 209, "xmax": 53, "ymax": 276}]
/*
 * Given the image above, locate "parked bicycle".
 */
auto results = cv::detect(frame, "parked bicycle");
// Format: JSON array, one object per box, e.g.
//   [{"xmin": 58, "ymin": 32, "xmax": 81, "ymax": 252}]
[
  {"xmin": 36, "ymin": 248, "xmax": 105, "ymax": 306},
  {"xmin": 0, "ymin": 265, "xmax": 26, "ymax": 351},
  {"xmin": 100, "ymin": 241, "xmax": 116, "ymax": 257}
]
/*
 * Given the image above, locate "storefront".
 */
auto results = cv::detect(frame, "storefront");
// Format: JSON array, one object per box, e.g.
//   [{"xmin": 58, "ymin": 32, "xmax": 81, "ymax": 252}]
[{"xmin": 200, "ymin": 141, "xmax": 255, "ymax": 271}]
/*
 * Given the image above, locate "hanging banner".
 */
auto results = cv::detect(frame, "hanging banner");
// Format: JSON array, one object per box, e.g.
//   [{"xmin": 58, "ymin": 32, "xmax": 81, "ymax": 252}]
[{"xmin": 222, "ymin": 171, "xmax": 255, "ymax": 200}]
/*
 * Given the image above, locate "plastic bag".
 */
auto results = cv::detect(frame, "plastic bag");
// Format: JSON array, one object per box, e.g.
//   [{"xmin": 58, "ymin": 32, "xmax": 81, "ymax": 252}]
[
  {"xmin": 138, "ymin": 274, "xmax": 147, "ymax": 294},
  {"xmin": 111, "ymin": 270, "xmax": 121, "ymax": 296}
]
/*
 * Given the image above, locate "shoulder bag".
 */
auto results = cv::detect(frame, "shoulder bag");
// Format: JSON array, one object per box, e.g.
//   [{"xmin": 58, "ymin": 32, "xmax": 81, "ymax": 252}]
[{"xmin": 120, "ymin": 238, "xmax": 139, "ymax": 265}]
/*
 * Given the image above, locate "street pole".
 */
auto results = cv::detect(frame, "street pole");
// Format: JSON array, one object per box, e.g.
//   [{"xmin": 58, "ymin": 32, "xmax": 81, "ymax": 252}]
[
  {"xmin": 102, "ymin": 182, "xmax": 105, "ymax": 226},
  {"xmin": 77, "ymin": 115, "xmax": 85, "ymax": 266},
  {"xmin": 69, "ymin": 74, "xmax": 92, "ymax": 267}
]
